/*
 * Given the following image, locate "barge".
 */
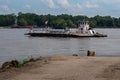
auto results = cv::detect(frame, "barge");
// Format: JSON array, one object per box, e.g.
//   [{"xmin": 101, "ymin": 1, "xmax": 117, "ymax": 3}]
[{"xmin": 25, "ymin": 21, "xmax": 107, "ymax": 38}]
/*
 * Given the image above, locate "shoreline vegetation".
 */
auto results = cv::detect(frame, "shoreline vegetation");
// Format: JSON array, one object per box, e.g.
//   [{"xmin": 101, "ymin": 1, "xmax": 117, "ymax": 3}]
[
  {"xmin": 0, "ymin": 55, "xmax": 120, "ymax": 80},
  {"xmin": 0, "ymin": 56, "xmax": 42, "ymax": 72},
  {"xmin": 0, "ymin": 12, "xmax": 120, "ymax": 29},
  {"xmin": 1, "ymin": 26, "xmax": 120, "ymax": 29}
]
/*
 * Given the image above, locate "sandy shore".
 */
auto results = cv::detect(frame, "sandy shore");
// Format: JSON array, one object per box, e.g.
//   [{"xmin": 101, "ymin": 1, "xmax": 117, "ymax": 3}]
[{"xmin": 0, "ymin": 55, "xmax": 120, "ymax": 80}]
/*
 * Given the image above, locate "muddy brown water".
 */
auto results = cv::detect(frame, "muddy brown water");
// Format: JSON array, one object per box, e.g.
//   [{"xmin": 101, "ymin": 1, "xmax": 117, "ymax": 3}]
[{"xmin": 0, "ymin": 28, "xmax": 120, "ymax": 66}]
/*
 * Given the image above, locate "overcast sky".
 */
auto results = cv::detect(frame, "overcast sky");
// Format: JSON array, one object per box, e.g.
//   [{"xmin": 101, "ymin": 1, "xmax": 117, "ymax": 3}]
[{"xmin": 0, "ymin": 0, "xmax": 120, "ymax": 17}]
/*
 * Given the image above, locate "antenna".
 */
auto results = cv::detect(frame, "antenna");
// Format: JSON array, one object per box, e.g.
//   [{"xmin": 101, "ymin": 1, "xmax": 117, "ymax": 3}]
[{"xmin": 112, "ymin": 17, "xmax": 116, "ymax": 28}]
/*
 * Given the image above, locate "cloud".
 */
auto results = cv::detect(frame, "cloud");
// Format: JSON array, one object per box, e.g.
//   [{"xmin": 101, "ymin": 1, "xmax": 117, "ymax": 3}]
[
  {"xmin": 46, "ymin": 0, "xmax": 55, "ymax": 8},
  {"xmin": 41, "ymin": 0, "xmax": 55, "ymax": 9},
  {"xmin": 0, "ymin": 5, "xmax": 9, "ymax": 12},
  {"xmin": 57, "ymin": 0, "xmax": 69, "ymax": 8},
  {"xmin": 76, "ymin": 3, "xmax": 82, "ymax": 9},
  {"xmin": 12, "ymin": 8, "xmax": 16, "ymax": 12},
  {"xmin": 0, "ymin": 4, "xmax": 17, "ymax": 13},
  {"xmin": 0, "ymin": 0, "xmax": 119, "ymax": 17},
  {"xmin": 84, "ymin": 2, "xmax": 99, "ymax": 8},
  {"xmin": 6, "ymin": 0, "xmax": 10, "ymax": 4},
  {"xmin": 100, "ymin": 0, "xmax": 120, "ymax": 3},
  {"xmin": 25, "ymin": 4, "xmax": 31, "ymax": 8}
]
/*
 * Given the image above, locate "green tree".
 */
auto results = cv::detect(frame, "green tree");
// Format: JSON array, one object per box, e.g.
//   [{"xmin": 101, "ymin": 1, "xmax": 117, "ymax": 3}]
[
  {"xmin": 66, "ymin": 20, "xmax": 76, "ymax": 28},
  {"xmin": 0, "ymin": 14, "xmax": 16, "ymax": 26},
  {"xmin": 89, "ymin": 18, "xmax": 97, "ymax": 28},
  {"xmin": 53, "ymin": 19, "xmax": 67, "ymax": 29},
  {"xmin": 18, "ymin": 18, "xmax": 27, "ymax": 26}
]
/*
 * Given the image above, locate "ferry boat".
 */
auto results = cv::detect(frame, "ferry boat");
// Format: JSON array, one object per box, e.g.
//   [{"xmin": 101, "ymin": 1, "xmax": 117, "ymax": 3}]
[{"xmin": 25, "ymin": 21, "xmax": 107, "ymax": 38}]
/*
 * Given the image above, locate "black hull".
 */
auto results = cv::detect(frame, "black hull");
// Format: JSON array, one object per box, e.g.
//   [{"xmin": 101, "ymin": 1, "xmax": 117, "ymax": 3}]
[{"xmin": 25, "ymin": 33, "xmax": 107, "ymax": 38}]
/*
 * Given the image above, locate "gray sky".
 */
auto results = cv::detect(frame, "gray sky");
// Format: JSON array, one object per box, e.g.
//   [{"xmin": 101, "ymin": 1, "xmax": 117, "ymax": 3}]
[{"xmin": 0, "ymin": 0, "xmax": 120, "ymax": 17}]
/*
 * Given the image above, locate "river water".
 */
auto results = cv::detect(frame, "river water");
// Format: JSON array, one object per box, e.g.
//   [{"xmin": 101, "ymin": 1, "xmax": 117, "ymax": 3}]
[{"xmin": 0, "ymin": 28, "xmax": 120, "ymax": 66}]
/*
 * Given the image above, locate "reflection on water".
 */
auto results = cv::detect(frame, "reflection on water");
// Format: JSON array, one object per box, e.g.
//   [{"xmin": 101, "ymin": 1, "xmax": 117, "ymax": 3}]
[
  {"xmin": 0, "ymin": 29, "xmax": 120, "ymax": 66},
  {"xmin": 27, "ymin": 37, "xmax": 90, "ymax": 56}
]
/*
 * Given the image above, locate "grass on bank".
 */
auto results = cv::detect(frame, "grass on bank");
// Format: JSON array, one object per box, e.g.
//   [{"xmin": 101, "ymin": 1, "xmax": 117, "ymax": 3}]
[{"xmin": 0, "ymin": 56, "xmax": 38, "ymax": 72}]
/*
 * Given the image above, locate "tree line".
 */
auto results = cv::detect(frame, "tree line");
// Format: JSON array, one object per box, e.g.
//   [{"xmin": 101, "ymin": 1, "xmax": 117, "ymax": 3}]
[
  {"xmin": 0, "ymin": 14, "xmax": 16, "ymax": 26},
  {"xmin": 0, "ymin": 12, "xmax": 120, "ymax": 28}
]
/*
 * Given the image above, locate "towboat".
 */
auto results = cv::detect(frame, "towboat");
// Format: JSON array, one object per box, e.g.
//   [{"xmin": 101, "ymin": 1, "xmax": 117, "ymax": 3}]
[{"xmin": 25, "ymin": 21, "xmax": 107, "ymax": 38}]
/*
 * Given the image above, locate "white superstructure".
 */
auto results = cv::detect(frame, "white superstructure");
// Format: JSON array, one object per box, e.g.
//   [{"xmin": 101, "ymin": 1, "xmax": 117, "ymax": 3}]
[
  {"xmin": 77, "ymin": 20, "xmax": 96, "ymax": 34},
  {"xmin": 28, "ymin": 20, "xmax": 97, "ymax": 35}
]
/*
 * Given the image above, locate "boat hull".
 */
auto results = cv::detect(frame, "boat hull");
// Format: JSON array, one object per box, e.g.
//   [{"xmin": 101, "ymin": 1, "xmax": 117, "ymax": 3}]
[{"xmin": 25, "ymin": 33, "xmax": 107, "ymax": 38}]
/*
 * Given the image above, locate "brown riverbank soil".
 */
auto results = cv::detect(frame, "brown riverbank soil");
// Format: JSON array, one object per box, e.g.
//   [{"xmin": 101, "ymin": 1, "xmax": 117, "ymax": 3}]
[{"xmin": 0, "ymin": 55, "xmax": 120, "ymax": 80}]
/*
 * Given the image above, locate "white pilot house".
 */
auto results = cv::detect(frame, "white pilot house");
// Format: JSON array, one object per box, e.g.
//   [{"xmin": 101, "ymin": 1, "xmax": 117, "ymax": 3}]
[{"xmin": 78, "ymin": 21, "xmax": 96, "ymax": 34}]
